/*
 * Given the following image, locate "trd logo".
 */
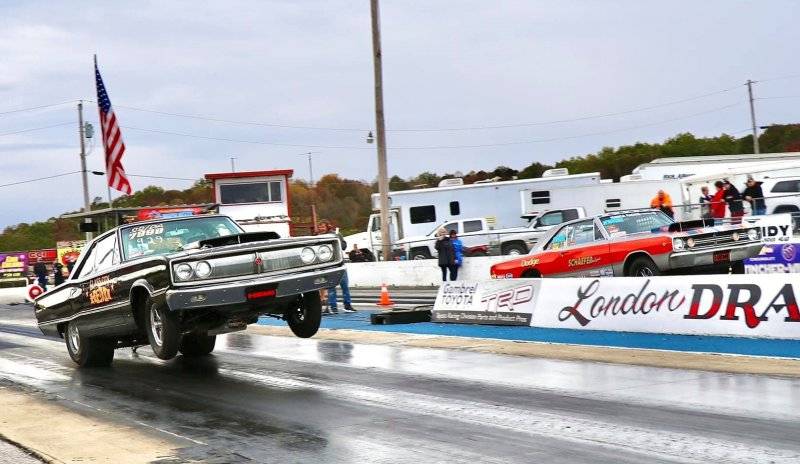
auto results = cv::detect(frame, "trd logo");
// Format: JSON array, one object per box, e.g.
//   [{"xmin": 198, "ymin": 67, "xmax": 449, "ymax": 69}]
[{"xmin": 480, "ymin": 285, "xmax": 534, "ymax": 312}]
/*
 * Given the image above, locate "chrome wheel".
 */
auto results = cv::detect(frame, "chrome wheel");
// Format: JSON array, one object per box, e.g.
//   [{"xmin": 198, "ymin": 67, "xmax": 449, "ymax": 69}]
[
  {"xmin": 68, "ymin": 323, "xmax": 80, "ymax": 352},
  {"xmin": 149, "ymin": 305, "xmax": 163, "ymax": 347},
  {"xmin": 637, "ymin": 267, "xmax": 655, "ymax": 277},
  {"xmin": 508, "ymin": 249, "xmax": 522, "ymax": 256}
]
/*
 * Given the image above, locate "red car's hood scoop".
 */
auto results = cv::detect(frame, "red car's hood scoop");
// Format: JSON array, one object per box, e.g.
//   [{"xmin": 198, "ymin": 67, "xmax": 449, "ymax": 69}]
[
  {"xmin": 197, "ymin": 231, "xmax": 281, "ymax": 248},
  {"xmin": 665, "ymin": 219, "xmax": 716, "ymax": 233}
]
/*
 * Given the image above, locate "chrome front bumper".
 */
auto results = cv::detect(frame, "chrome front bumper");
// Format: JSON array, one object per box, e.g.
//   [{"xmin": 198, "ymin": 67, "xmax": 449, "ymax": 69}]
[
  {"xmin": 165, "ymin": 266, "xmax": 345, "ymax": 311},
  {"xmin": 668, "ymin": 243, "xmax": 763, "ymax": 269}
]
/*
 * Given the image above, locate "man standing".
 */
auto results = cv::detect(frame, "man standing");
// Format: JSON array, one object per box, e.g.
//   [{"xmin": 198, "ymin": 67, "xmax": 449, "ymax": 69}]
[
  {"xmin": 743, "ymin": 177, "xmax": 766, "ymax": 215},
  {"xmin": 699, "ymin": 186, "xmax": 713, "ymax": 219},
  {"xmin": 320, "ymin": 223, "xmax": 355, "ymax": 314},
  {"xmin": 723, "ymin": 180, "xmax": 745, "ymax": 224},
  {"xmin": 711, "ymin": 181, "xmax": 727, "ymax": 220},
  {"xmin": 33, "ymin": 258, "xmax": 47, "ymax": 291},
  {"xmin": 53, "ymin": 261, "xmax": 65, "ymax": 287},
  {"xmin": 650, "ymin": 190, "xmax": 675, "ymax": 218}
]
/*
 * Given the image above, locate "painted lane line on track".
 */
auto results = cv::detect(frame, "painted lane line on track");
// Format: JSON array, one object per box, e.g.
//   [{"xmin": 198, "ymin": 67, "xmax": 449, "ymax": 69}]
[{"xmin": 218, "ymin": 368, "xmax": 799, "ymax": 464}]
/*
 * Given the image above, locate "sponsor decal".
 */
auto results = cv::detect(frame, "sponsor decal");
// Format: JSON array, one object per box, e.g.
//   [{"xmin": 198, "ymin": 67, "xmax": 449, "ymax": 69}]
[
  {"xmin": 88, "ymin": 276, "xmax": 115, "ymax": 305},
  {"xmin": 745, "ymin": 241, "xmax": 800, "ymax": 274},
  {"xmin": 480, "ymin": 284, "xmax": 534, "ymax": 312},
  {"xmin": 439, "ymin": 282, "xmax": 479, "ymax": 308},
  {"xmin": 685, "ymin": 283, "xmax": 800, "ymax": 329},
  {"xmin": 782, "ymin": 244, "xmax": 796, "ymax": 261},
  {"xmin": 128, "ymin": 224, "xmax": 165, "ymax": 239},
  {"xmin": 568, "ymin": 256, "xmax": 600, "ymax": 267},
  {"xmin": 558, "ymin": 279, "xmax": 685, "ymax": 327},
  {"xmin": 520, "ymin": 258, "xmax": 539, "ymax": 267},
  {"xmin": 0, "ymin": 253, "xmax": 28, "ymax": 281}
]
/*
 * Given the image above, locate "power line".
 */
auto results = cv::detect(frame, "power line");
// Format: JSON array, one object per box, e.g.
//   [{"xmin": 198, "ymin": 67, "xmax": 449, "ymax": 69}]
[
  {"xmin": 119, "ymin": 101, "xmax": 743, "ymax": 151},
  {"xmin": 0, "ymin": 122, "xmax": 75, "ymax": 137},
  {"xmin": 754, "ymin": 73, "xmax": 800, "ymax": 84},
  {"xmin": 0, "ymin": 100, "xmax": 77, "ymax": 116},
  {"xmin": 758, "ymin": 95, "xmax": 800, "ymax": 100},
  {"xmin": 90, "ymin": 83, "xmax": 743, "ymax": 133},
  {"xmin": 0, "ymin": 171, "xmax": 81, "ymax": 189}
]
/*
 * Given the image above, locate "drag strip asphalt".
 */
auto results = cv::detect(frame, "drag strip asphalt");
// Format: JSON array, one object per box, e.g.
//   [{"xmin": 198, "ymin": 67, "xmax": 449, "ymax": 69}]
[{"xmin": 1, "ymin": 305, "xmax": 799, "ymax": 463}]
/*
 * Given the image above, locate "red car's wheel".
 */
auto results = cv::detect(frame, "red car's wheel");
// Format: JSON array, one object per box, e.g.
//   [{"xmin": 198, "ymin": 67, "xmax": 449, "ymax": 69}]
[{"xmin": 626, "ymin": 256, "xmax": 661, "ymax": 277}]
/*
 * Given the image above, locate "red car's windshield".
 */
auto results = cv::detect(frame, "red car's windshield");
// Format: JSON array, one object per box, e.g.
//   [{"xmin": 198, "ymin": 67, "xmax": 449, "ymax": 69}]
[{"xmin": 600, "ymin": 211, "xmax": 673, "ymax": 236}]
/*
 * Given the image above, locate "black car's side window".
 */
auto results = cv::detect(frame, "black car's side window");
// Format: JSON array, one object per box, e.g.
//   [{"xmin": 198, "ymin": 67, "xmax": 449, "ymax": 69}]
[{"xmin": 75, "ymin": 234, "xmax": 117, "ymax": 279}]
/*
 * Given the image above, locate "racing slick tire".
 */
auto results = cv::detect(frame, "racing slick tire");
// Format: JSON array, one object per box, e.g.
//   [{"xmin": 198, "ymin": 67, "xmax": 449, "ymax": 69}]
[
  {"xmin": 502, "ymin": 243, "xmax": 527, "ymax": 256},
  {"xmin": 626, "ymin": 256, "xmax": 661, "ymax": 277},
  {"xmin": 179, "ymin": 333, "xmax": 216, "ymax": 357},
  {"xmin": 146, "ymin": 300, "xmax": 181, "ymax": 360},
  {"xmin": 286, "ymin": 291, "xmax": 322, "ymax": 338},
  {"xmin": 65, "ymin": 321, "xmax": 115, "ymax": 367}
]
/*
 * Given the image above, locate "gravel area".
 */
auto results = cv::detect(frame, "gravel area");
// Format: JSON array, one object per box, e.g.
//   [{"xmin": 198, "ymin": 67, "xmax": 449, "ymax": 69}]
[{"xmin": 0, "ymin": 439, "xmax": 41, "ymax": 463}]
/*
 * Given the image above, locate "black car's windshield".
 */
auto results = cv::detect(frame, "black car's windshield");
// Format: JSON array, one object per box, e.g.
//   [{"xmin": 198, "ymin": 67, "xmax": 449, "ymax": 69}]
[
  {"xmin": 121, "ymin": 216, "xmax": 243, "ymax": 260},
  {"xmin": 599, "ymin": 211, "xmax": 673, "ymax": 237}
]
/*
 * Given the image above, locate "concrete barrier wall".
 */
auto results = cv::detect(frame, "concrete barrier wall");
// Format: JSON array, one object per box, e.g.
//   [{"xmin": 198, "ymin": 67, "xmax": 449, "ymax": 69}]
[
  {"xmin": 346, "ymin": 256, "xmax": 509, "ymax": 288},
  {"xmin": 0, "ymin": 288, "xmax": 27, "ymax": 305}
]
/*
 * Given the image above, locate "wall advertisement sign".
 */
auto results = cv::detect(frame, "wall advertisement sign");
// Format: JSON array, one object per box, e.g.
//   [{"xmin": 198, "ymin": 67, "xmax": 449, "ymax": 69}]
[{"xmin": 433, "ymin": 275, "xmax": 800, "ymax": 339}]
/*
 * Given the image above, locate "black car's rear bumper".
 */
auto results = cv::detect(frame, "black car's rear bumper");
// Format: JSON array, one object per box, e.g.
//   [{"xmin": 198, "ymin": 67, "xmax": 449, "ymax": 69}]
[{"xmin": 165, "ymin": 267, "xmax": 345, "ymax": 312}]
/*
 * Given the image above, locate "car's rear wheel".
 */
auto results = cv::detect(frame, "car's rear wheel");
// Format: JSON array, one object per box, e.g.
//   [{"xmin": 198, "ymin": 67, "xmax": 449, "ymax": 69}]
[
  {"xmin": 286, "ymin": 291, "xmax": 322, "ymax": 338},
  {"xmin": 626, "ymin": 256, "xmax": 661, "ymax": 277},
  {"xmin": 65, "ymin": 321, "xmax": 114, "ymax": 367},
  {"xmin": 147, "ymin": 300, "xmax": 180, "ymax": 360},
  {"xmin": 179, "ymin": 333, "xmax": 216, "ymax": 357},
  {"xmin": 502, "ymin": 243, "xmax": 527, "ymax": 256}
]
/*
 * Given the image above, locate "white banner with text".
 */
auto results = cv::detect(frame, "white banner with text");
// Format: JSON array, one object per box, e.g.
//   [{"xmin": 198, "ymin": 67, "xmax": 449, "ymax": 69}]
[{"xmin": 433, "ymin": 275, "xmax": 800, "ymax": 339}]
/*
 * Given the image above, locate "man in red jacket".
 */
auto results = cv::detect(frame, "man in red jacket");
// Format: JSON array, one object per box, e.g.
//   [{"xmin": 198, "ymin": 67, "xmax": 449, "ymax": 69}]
[{"xmin": 710, "ymin": 181, "xmax": 727, "ymax": 219}]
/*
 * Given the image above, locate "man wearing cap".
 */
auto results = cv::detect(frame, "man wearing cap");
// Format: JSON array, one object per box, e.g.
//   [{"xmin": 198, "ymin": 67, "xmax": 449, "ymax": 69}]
[{"xmin": 743, "ymin": 177, "xmax": 766, "ymax": 216}]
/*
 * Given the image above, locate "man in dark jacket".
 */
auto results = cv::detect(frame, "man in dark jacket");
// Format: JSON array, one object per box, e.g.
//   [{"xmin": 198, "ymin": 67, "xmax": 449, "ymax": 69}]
[
  {"xmin": 723, "ymin": 181, "xmax": 745, "ymax": 224},
  {"xmin": 434, "ymin": 229, "xmax": 457, "ymax": 281},
  {"xmin": 33, "ymin": 258, "xmax": 47, "ymax": 291},
  {"xmin": 53, "ymin": 261, "xmax": 65, "ymax": 286},
  {"xmin": 743, "ymin": 177, "xmax": 766, "ymax": 215}
]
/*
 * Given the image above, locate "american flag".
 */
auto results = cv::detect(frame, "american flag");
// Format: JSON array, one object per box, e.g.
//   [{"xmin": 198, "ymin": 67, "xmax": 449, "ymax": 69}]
[{"xmin": 94, "ymin": 59, "xmax": 132, "ymax": 195}]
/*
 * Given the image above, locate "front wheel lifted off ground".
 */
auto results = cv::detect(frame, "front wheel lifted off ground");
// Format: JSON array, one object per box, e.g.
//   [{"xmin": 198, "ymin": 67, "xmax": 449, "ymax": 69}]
[
  {"xmin": 65, "ymin": 321, "xmax": 115, "ymax": 367},
  {"xmin": 179, "ymin": 333, "xmax": 216, "ymax": 357},
  {"xmin": 286, "ymin": 291, "xmax": 322, "ymax": 338},
  {"xmin": 147, "ymin": 299, "xmax": 181, "ymax": 360}
]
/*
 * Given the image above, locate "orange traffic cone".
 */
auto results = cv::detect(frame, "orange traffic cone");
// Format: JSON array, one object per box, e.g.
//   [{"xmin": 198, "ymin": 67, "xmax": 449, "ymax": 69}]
[{"xmin": 377, "ymin": 283, "xmax": 394, "ymax": 307}]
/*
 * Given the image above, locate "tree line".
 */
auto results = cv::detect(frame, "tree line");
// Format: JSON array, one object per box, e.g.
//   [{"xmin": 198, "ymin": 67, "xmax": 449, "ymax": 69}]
[{"xmin": 1, "ymin": 125, "xmax": 798, "ymax": 251}]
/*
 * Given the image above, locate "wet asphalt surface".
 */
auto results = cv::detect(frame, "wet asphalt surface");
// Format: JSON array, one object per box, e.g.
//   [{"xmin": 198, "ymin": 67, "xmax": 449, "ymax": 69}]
[{"xmin": 1, "ymin": 304, "xmax": 800, "ymax": 463}]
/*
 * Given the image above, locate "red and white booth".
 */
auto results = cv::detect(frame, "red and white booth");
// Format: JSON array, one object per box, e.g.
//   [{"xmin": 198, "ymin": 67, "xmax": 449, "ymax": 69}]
[{"xmin": 205, "ymin": 169, "xmax": 293, "ymax": 237}]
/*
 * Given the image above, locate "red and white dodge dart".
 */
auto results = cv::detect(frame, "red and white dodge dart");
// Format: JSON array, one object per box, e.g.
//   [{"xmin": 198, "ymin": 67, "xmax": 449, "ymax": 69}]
[{"xmin": 490, "ymin": 210, "xmax": 763, "ymax": 278}]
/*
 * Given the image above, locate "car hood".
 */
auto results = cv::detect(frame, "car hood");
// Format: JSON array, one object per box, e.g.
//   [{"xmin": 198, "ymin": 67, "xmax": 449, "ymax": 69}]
[{"xmin": 164, "ymin": 232, "xmax": 337, "ymax": 260}]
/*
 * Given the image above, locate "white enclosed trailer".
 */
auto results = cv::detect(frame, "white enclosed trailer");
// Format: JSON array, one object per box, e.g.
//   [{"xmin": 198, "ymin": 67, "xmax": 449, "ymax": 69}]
[
  {"xmin": 346, "ymin": 171, "xmax": 602, "ymax": 257},
  {"xmin": 520, "ymin": 178, "xmax": 689, "ymax": 220},
  {"xmin": 632, "ymin": 152, "xmax": 800, "ymax": 180}
]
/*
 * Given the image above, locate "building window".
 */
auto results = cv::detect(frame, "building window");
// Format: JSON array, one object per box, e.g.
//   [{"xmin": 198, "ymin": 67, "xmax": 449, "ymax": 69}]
[
  {"xmin": 219, "ymin": 181, "xmax": 283, "ymax": 204},
  {"xmin": 606, "ymin": 198, "xmax": 622, "ymax": 208},
  {"xmin": 410, "ymin": 205, "xmax": 436, "ymax": 224},
  {"xmin": 449, "ymin": 201, "xmax": 460, "ymax": 215},
  {"xmin": 530, "ymin": 190, "xmax": 550, "ymax": 205}
]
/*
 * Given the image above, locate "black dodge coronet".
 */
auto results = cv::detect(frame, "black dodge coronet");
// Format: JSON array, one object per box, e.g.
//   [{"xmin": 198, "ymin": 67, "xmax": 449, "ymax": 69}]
[{"xmin": 34, "ymin": 215, "xmax": 345, "ymax": 367}]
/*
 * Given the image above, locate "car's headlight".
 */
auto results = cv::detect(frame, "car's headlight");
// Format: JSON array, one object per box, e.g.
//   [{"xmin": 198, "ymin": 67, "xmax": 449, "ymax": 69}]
[
  {"xmin": 300, "ymin": 247, "xmax": 316, "ymax": 264},
  {"xmin": 747, "ymin": 228, "xmax": 759, "ymax": 241},
  {"xmin": 175, "ymin": 263, "xmax": 193, "ymax": 281},
  {"xmin": 317, "ymin": 245, "xmax": 333, "ymax": 262},
  {"xmin": 673, "ymin": 238, "xmax": 685, "ymax": 251},
  {"xmin": 686, "ymin": 238, "xmax": 695, "ymax": 249},
  {"xmin": 194, "ymin": 261, "xmax": 212, "ymax": 278}
]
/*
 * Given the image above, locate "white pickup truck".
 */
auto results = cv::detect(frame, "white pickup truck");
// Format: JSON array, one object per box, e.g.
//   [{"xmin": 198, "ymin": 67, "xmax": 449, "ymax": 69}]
[{"xmin": 393, "ymin": 208, "xmax": 586, "ymax": 259}]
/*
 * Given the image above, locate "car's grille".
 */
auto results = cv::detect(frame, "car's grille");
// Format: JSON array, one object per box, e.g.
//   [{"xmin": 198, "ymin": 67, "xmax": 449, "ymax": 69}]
[
  {"xmin": 689, "ymin": 230, "xmax": 755, "ymax": 249},
  {"xmin": 258, "ymin": 248, "xmax": 306, "ymax": 273}
]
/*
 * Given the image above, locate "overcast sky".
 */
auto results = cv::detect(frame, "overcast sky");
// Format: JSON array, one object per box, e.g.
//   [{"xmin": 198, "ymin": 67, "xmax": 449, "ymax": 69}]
[{"xmin": 2, "ymin": 0, "xmax": 799, "ymax": 229}]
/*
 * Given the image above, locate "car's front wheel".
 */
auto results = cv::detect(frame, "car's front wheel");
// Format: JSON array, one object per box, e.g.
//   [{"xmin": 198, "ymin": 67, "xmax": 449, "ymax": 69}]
[
  {"xmin": 147, "ymin": 300, "xmax": 180, "ymax": 360},
  {"xmin": 65, "ymin": 321, "xmax": 114, "ymax": 367},
  {"xmin": 626, "ymin": 256, "xmax": 661, "ymax": 277},
  {"xmin": 179, "ymin": 333, "xmax": 216, "ymax": 357},
  {"xmin": 286, "ymin": 291, "xmax": 322, "ymax": 338}
]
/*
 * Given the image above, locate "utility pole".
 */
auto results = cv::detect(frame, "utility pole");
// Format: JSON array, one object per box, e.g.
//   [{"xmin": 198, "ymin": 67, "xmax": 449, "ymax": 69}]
[
  {"xmin": 370, "ymin": 0, "xmax": 392, "ymax": 260},
  {"xmin": 746, "ymin": 79, "xmax": 760, "ymax": 154},
  {"xmin": 77, "ymin": 101, "xmax": 93, "ymax": 240}
]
